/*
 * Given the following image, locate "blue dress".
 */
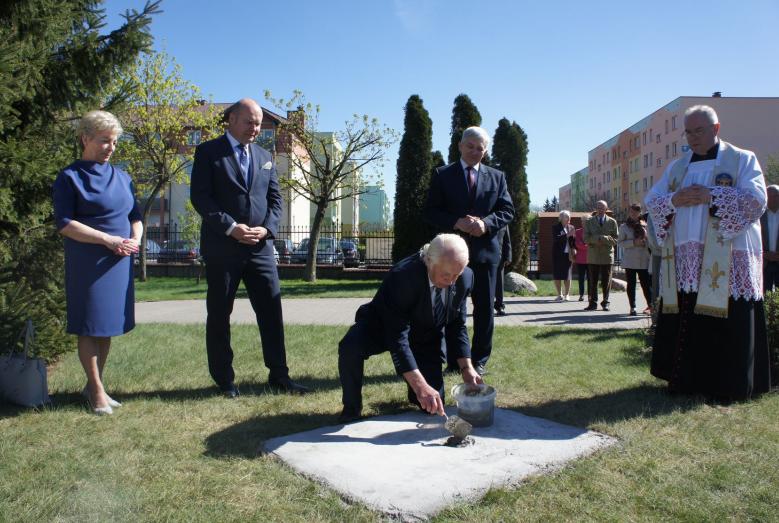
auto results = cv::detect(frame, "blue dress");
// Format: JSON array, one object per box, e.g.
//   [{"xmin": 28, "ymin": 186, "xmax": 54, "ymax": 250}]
[{"xmin": 52, "ymin": 161, "xmax": 141, "ymax": 336}]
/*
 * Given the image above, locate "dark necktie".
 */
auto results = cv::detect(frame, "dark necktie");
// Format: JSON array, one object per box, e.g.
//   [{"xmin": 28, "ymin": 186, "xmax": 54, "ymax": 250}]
[
  {"xmin": 238, "ymin": 144, "xmax": 251, "ymax": 186},
  {"xmin": 466, "ymin": 166, "xmax": 476, "ymax": 199},
  {"xmin": 434, "ymin": 287, "xmax": 446, "ymax": 326}
]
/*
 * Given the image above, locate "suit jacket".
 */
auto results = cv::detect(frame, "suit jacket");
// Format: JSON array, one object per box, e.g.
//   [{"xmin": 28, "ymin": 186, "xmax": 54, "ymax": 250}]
[
  {"xmin": 424, "ymin": 162, "xmax": 514, "ymax": 265},
  {"xmin": 190, "ymin": 135, "xmax": 281, "ymax": 260},
  {"xmin": 584, "ymin": 214, "xmax": 618, "ymax": 265},
  {"xmin": 760, "ymin": 212, "xmax": 779, "ymax": 261},
  {"xmin": 354, "ymin": 254, "xmax": 473, "ymax": 375}
]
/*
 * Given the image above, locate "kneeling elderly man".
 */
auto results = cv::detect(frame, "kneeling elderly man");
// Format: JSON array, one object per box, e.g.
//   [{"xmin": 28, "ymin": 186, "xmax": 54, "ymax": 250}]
[{"xmin": 338, "ymin": 233, "xmax": 483, "ymax": 423}]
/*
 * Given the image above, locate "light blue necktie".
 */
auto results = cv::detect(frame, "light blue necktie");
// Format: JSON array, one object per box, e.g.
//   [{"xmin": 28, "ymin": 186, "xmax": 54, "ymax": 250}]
[{"xmin": 237, "ymin": 144, "xmax": 250, "ymax": 186}]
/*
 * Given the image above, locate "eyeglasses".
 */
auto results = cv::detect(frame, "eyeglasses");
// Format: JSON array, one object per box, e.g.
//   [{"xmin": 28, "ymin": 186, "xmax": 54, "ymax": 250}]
[{"xmin": 683, "ymin": 125, "xmax": 713, "ymax": 138}]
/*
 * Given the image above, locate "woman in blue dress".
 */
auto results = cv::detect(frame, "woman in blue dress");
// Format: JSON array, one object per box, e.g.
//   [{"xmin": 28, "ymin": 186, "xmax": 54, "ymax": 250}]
[{"xmin": 52, "ymin": 110, "xmax": 141, "ymax": 415}]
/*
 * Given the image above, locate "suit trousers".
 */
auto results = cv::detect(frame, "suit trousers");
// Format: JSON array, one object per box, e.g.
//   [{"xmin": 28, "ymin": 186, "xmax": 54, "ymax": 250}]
[
  {"xmin": 763, "ymin": 261, "xmax": 779, "ymax": 293},
  {"xmin": 576, "ymin": 263, "xmax": 588, "ymax": 298},
  {"xmin": 205, "ymin": 254, "xmax": 288, "ymax": 389},
  {"xmin": 452, "ymin": 261, "xmax": 498, "ymax": 368},
  {"xmin": 338, "ymin": 321, "xmax": 445, "ymax": 410},
  {"xmin": 494, "ymin": 262, "xmax": 506, "ymax": 311},
  {"xmin": 587, "ymin": 263, "xmax": 612, "ymax": 306}
]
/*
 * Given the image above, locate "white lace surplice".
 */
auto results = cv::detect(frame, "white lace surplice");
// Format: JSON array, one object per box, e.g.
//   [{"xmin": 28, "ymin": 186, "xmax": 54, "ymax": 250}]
[{"xmin": 645, "ymin": 143, "xmax": 766, "ymax": 301}]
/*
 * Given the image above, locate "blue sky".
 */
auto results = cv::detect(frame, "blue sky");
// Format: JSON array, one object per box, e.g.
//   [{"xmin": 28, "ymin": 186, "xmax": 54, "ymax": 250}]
[{"xmin": 105, "ymin": 0, "xmax": 779, "ymax": 209}]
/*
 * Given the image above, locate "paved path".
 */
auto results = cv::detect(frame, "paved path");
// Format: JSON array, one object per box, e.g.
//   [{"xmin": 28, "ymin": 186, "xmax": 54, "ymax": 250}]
[{"xmin": 136, "ymin": 292, "xmax": 651, "ymax": 330}]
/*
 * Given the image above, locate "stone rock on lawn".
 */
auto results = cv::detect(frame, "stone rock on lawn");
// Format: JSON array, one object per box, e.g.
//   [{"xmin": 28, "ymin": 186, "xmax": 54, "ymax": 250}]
[{"xmin": 505, "ymin": 272, "xmax": 537, "ymax": 294}]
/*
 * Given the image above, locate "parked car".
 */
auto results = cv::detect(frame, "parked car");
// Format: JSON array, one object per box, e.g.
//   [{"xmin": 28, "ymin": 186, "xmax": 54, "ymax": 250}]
[
  {"xmin": 339, "ymin": 239, "xmax": 360, "ymax": 268},
  {"xmin": 273, "ymin": 238, "xmax": 295, "ymax": 264},
  {"xmin": 290, "ymin": 237, "xmax": 344, "ymax": 265},
  {"xmin": 157, "ymin": 240, "xmax": 200, "ymax": 264},
  {"xmin": 134, "ymin": 238, "xmax": 161, "ymax": 265}
]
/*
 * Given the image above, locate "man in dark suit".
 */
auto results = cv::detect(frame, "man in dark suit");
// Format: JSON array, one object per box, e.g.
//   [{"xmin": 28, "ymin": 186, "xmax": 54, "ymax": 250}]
[
  {"xmin": 190, "ymin": 98, "xmax": 308, "ymax": 398},
  {"xmin": 761, "ymin": 185, "xmax": 779, "ymax": 292},
  {"xmin": 338, "ymin": 234, "xmax": 482, "ymax": 422},
  {"xmin": 424, "ymin": 126, "xmax": 514, "ymax": 375}
]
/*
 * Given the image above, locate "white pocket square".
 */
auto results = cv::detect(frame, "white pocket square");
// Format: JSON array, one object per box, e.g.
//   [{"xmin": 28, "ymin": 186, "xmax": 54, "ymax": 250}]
[{"xmin": 262, "ymin": 161, "xmax": 273, "ymax": 170}]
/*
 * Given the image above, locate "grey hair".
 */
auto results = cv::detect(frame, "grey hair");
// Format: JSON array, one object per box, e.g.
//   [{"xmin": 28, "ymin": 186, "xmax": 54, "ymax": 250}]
[
  {"xmin": 559, "ymin": 210, "xmax": 571, "ymax": 221},
  {"xmin": 77, "ymin": 110, "xmax": 123, "ymax": 141},
  {"xmin": 767, "ymin": 185, "xmax": 779, "ymax": 194},
  {"xmin": 460, "ymin": 126, "xmax": 490, "ymax": 148},
  {"xmin": 684, "ymin": 105, "xmax": 719, "ymax": 125},
  {"xmin": 420, "ymin": 233, "xmax": 469, "ymax": 267}
]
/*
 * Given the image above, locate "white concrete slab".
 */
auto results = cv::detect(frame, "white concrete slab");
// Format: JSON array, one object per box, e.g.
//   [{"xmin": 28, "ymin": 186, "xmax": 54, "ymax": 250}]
[{"xmin": 263, "ymin": 407, "xmax": 617, "ymax": 520}]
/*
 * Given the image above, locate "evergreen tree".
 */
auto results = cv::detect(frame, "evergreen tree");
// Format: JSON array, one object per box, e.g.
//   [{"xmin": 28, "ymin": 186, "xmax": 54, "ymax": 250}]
[
  {"xmin": 551, "ymin": 195, "xmax": 559, "ymax": 211},
  {"xmin": 0, "ymin": 1, "xmax": 159, "ymax": 360},
  {"xmin": 543, "ymin": 198, "xmax": 552, "ymax": 212},
  {"xmin": 447, "ymin": 94, "xmax": 482, "ymax": 164},
  {"xmin": 392, "ymin": 95, "xmax": 434, "ymax": 262},
  {"xmin": 491, "ymin": 118, "xmax": 530, "ymax": 274},
  {"xmin": 431, "ymin": 150, "xmax": 445, "ymax": 170}
]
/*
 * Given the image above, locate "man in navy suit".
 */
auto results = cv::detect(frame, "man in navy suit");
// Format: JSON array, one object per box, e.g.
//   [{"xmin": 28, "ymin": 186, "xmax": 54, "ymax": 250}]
[
  {"xmin": 761, "ymin": 185, "xmax": 779, "ymax": 292},
  {"xmin": 424, "ymin": 126, "xmax": 514, "ymax": 375},
  {"xmin": 338, "ymin": 234, "xmax": 482, "ymax": 422},
  {"xmin": 190, "ymin": 98, "xmax": 308, "ymax": 397}
]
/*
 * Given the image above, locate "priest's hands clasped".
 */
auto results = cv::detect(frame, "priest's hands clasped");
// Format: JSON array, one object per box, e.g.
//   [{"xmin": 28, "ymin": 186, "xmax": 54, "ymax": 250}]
[
  {"xmin": 672, "ymin": 184, "xmax": 712, "ymax": 207},
  {"xmin": 455, "ymin": 215, "xmax": 487, "ymax": 237}
]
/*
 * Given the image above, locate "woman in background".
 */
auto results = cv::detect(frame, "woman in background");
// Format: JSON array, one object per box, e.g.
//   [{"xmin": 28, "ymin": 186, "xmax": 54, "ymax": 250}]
[
  {"xmin": 552, "ymin": 210, "xmax": 575, "ymax": 301},
  {"xmin": 618, "ymin": 203, "xmax": 652, "ymax": 316}
]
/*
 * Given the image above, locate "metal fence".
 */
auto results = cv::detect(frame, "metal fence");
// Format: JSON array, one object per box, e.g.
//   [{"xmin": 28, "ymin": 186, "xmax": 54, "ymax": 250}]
[{"xmin": 141, "ymin": 225, "xmax": 396, "ymax": 266}]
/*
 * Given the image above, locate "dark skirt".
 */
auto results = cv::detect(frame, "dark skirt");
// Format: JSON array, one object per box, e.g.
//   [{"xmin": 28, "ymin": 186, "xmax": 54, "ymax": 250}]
[
  {"xmin": 552, "ymin": 250, "xmax": 571, "ymax": 280},
  {"xmin": 651, "ymin": 292, "xmax": 771, "ymax": 401}
]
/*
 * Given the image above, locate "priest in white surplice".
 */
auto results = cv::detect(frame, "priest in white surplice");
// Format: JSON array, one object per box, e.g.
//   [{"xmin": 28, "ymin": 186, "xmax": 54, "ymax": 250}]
[{"xmin": 645, "ymin": 105, "xmax": 771, "ymax": 402}]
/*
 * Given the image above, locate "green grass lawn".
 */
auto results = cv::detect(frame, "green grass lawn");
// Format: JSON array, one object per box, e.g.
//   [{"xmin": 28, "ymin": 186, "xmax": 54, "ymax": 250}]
[
  {"xmin": 134, "ymin": 276, "xmax": 561, "ymax": 301},
  {"xmin": 1, "ymin": 325, "xmax": 777, "ymax": 521}
]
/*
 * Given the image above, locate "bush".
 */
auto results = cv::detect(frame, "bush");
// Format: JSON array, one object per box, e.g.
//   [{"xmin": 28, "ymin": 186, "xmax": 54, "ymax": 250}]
[{"xmin": 763, "ymin": 290, "xmax": 779, "ymax": 387}]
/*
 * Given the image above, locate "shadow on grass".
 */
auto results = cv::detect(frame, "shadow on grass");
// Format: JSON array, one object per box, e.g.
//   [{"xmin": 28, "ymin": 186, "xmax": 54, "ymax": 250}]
[
  {"xmin": 513, "ymin": 384, "xmax": 703, "ymax": 428},
  {"xmin": 533, "ymin": 327, "xmax": 647, "ymax": 344}
]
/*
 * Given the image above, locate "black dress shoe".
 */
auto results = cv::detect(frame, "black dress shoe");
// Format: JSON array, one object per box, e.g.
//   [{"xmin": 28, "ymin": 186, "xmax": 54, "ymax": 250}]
[
  {"xmin": 584, "ymin": 303, "xmax": 598, "ymax": 311},
  {"xmin": 602, "ymin": 304, "xmax": 610, "ymax": 311},
  {"xmin": 268, "ymin": 377, "xmax": 310, "ymax": 395},
  {"xmin": 475, "ymin": 364, "xmax": 487, "ymax": 376},
  {"xmin": 221, "ymin": 385, "xmax": 240, "ymax": 399},
  {"xmin": 337, "ymin": 406, "xmax": 362, "ymax": 423},
  {"xmin": 495, "ymin": 308, "xmax": 506, "ymax": 317}
]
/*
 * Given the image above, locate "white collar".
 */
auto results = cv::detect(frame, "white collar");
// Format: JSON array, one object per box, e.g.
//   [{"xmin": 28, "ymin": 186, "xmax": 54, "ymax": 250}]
[
  {"xmin": 225, "ymin": 131, "xmax": 245, "ymax": 150},
  {"xmin": 460, "ymin": 159, "xmax": 480, "ymax": 172}
]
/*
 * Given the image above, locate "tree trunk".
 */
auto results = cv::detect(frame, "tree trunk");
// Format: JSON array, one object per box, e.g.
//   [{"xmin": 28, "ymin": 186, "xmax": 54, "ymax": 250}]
[
  {"xmin": 305, "ymin": 202, "xmax": 328, "ymax": 282},
  {"xmin": 138, "ymin": 178, "xmax": 165, "ymax": 282}
]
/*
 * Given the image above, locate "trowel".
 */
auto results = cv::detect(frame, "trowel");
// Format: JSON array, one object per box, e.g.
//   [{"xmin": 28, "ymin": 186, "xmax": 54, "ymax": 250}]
[{"xmin": 443, "ymin": 413, "xmax": 472, "ymax": 439}]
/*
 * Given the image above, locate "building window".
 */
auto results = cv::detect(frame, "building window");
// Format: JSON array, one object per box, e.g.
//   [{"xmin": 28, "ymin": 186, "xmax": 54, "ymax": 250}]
[
  {"xmin": 650, "ymin": 176, "xmax": 653, "ymax": 186},
  {"xmin": 607, "ymin": 172, "xmax": 610, "ymax": 183},
  {"xmin": 665, "ymin": 120, "xmax": 669, "ymax": 134},
  {"xmin": 643, "ymin": 132, "xmax": 647, "ymax": 145},
  {"xmin": 643, "ymin": 154, "xmax": 648, "ymax": 168},
  {"xmin": 656, "ymin": 133, "xmax": 661, "ymax": 144},
  {"xmin": 650, "ymin": 152, "xmax": 654, "ymax": 167},
  {"xmin": 657, "ymin": 158, "xmax": 662, "ymax": 168},
  {"xmin": 187, "ymin": 130, "xmax": 202, "ymax": 145},
  {"xmin": 643, "ymin": 178, "xmax": 647, "ymax": 190},
  {"xmin": 634, "ymin": 180, "xmax": 639, "ymax": 193},
  {"xmin": 255, "ymin": 128, "xmax": 275, "ymax": 150},
  {"xmin": 623, "ymin": 191, "xmax": 628, "ymax": 202},
  {"xmin": 673, "ymin": 142, "xmax": 677, "ymax": 157},
  {"xmin": 665, "ymin": 144, "xmax": 670, "ymax": 159},
  {"xmin": 672, "ymin": 115, "xmax": 677, "ymax": 130}
]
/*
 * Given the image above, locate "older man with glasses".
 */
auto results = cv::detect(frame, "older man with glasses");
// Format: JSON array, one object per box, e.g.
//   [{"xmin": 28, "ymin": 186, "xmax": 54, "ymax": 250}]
[{"xmin": 645, "ymin": 104, "xmax": 771, "ymax": 402}]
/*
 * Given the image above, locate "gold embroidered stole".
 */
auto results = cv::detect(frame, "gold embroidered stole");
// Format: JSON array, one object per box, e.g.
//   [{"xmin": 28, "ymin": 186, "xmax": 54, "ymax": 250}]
[{"xmin": 661, "ymin": 141, "xmax": 740, "ymax": 317}]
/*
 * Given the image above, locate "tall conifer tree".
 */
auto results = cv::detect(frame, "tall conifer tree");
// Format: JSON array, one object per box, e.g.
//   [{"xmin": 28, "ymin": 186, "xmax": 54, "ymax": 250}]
[
  {"xmin": 492, "ymin": 118, "xmax": 530, "ymax": 274},
  {"xmin": 393, "ymin": 95, "xmax": 434, "ymax": 261},
  {"xmin": 447, "ymin": 94, "xmax": 482, "ymax": 164}
]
